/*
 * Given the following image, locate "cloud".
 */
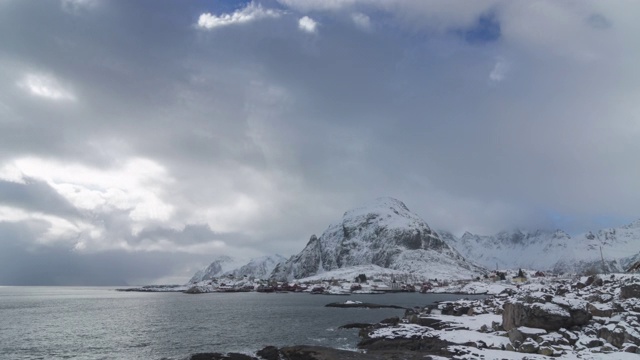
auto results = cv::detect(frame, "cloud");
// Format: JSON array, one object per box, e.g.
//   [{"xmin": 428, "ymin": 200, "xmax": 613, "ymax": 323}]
[
  {"xmin": 489, "ymin": 57, "xmax": 509, "ymax": 83},
  {"xmin": 351, "ymin": 12, "xmax": 372, "ymax": 31},
  {"xmin": 61, "ymin": 0, "xmax": 97, "ymax": 14},
  {"xmin": 278, "ymin": 0, "xmax": 359, "ymax": 12},
  {"xmin": 197, "ymin": 2, "xmax": 283, "ymax": 30},
  {"xmin": 2, "ymin": 1, "xmax": 640, "ymax": 284},
  {"xmin": 298, "ymin": 16, "xmax": 318, "ymax": 33},
  {"xmin": 279, "ymin": 0, "xmax": 498, "ymax": 32},
  {"xmin": 17, "ymin": 73, "xmax": 76, "ymax": 101}
]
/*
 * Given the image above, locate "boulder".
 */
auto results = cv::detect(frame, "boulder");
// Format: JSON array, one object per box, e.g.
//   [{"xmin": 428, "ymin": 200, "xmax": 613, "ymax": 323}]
[
  {"xmin": 599, "ymin": 326, "xmax": 626, "ymax": 348},
  {"xmin": 538, "ymin": 346, "xmax": 555, "ymax": 356},
  {"xmin": 502, "ymin": 302, "xmax": 590, "ymax": 331},
  {"xmin": 507, "ymin": 328, "xmax": 524, "ymax": 344},
  {"xmin": 518, "ymin": 339, "xmax": 539, "ymax": 353},
  {"xmin": 621, "ymin": 284, "xmax": 640, "ymax": 299},
  {"xmin": 256, "ymin": 346, "xmax": 279, "ymax": 360},
  {"xmin": 491, "ymin": 321, "xmax": 503, "ymax": 332},
  {"xmin": 587, "ymin": 303, "xmax": 614, "ymax": 318},
  {"xmin": 584, "ymin": 338, "xmax": 605, "ymax": 348},
  {"xmin": 623, "ymin": 344, "xmax": 639, "ymax": 353},
  {"xmin": 558, "ymin": 328, "xmax": 578, "ymax": 345}
]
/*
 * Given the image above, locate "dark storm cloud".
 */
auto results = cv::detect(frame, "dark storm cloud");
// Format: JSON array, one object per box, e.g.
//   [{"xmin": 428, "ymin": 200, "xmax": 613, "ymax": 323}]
[
  {"xmin": 1, "ymin": 0, "xmax": 639, "ymax": 284},
  {"xmin": 0, "ymin": 178, "xmax": 80, "ymax": 218},
  {"xmin": 0, "ymin": 221, "xmax": 212, "ymax": 285}
]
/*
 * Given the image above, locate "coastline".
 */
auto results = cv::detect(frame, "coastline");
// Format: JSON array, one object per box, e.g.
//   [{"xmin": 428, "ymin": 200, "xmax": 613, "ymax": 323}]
[{"xmin": 184, "ymin": 273, "xmax": 640, "ymax": 360}]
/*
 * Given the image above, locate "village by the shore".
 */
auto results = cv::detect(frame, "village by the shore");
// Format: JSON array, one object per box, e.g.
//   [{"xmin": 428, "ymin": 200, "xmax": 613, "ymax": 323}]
[{"xmin": 120, "ymin": 267, "xmax": 542, "ymax": 295}]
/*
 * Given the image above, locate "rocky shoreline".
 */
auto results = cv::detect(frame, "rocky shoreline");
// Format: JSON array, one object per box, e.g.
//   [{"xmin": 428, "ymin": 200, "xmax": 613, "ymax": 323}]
[
  {"xmin": 187, "ymin": 273, "xmax": 640, "ymax": 359},
  {"xmin": 189, "ymin": 345, "xmax": 445, "ymax": 360}
]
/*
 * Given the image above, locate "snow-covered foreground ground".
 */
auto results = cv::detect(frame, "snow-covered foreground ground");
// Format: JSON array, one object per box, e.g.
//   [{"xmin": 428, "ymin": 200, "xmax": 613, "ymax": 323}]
[{"xmin": 357, "ymin": 273, "xmax": 640, "ymax": 359}]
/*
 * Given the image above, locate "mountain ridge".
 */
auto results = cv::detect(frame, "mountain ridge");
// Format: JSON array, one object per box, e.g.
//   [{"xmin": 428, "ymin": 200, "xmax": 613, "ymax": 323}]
[{"xmin": 441, "ymin": 219, "xmax": 640, "ymax": 273}]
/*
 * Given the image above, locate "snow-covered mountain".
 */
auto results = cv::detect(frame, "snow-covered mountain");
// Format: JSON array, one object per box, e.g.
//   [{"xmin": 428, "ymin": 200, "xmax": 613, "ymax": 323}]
[
  {"xmin": 189, "ymin": 255, "xmax": 238, "ymax": 283},
  {"xmin": 442, "ymin": 219, "xmax": 640, "ymax": 273},
  {"xmin": 189, "ymin": 254, "xmax": 286, "ymax": 283},
  {"xmin": 226, "ymin": 254, "xmax": 286, "ymax": 279},
  {"xmin": 270, "ymin": 197, "xmax": 485, "ymax": 281}
]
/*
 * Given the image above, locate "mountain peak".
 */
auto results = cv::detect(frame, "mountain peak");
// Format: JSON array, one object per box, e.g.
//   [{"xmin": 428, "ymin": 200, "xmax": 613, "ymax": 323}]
[
  {"xmin": 271, "ymin": 197, "xmax": 485, "ymax": 281},
  {"xmin": 344, "ymin": 196, "xmax": 408, "ymax": 215},
  {"xmin": 341, "ymin": 197, "xmax": 425, "ymax": 232},
  {"xmin": 189, "ymin": 255, "xmax": 237, "ymax": 283}
]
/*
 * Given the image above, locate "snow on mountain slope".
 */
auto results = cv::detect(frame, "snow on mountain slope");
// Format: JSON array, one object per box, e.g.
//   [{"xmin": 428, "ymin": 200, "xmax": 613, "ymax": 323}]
[
  {"xmin": 189, "ymin": 254, "xmax": 287, "ymax": 283},
  {"xmin": 442, "ymin": 219, "xmax": 640, "ymax": 273},
  {"xmin": 226, "ymin": 254, "xmax": 286, "ymax": 279},
  {"xmin": 271, "ymin": 197, "xmax": 485, "ymax": 281},
  {"xmin": 189, "ymin": 255, "xmax": 238, "ymax": 283}
]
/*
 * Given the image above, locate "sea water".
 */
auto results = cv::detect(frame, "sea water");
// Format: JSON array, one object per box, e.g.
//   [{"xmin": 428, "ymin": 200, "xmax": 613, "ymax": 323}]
[{"xmin": 0, "ymin": 287, "xmax": 482, "ymax": 360}]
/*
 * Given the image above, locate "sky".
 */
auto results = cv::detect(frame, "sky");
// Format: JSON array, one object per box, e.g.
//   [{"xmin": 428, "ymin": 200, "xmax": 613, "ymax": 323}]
[{"xmin": 1, "ymin": 0, "xmax": 639, "ymax": 285}]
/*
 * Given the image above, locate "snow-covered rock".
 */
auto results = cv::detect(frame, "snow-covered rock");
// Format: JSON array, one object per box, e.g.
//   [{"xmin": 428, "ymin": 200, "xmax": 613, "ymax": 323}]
[
  {"xmin": 271, "ymin": 197, "xmax": 485, "ymax": 281},
  {"xmin": 361, "ymin": 274, "xmax": 640, "ymax": 359}
]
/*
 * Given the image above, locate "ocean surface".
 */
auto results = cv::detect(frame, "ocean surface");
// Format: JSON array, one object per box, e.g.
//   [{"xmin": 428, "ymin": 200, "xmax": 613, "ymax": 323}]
[{"xmin": 0, "ymin": 287, "xmax": 482, "ymax": 360}]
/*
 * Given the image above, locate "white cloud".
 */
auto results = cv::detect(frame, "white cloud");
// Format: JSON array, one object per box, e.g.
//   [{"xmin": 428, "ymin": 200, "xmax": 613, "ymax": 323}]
[
  {"xmin": 4, "ymin": 157, "xmax": 174, "ymax": 225},
  {"xmin": 0, "ymin": 163, "xmax": 25, "ymax": 184},
  {"xmin": 351, "ymin": 12, "xmax": 372, "ymax": 31},
  {"xmin": 197, "ymin": 2, "xmax": 282, "ymax": 30},
  {"xmin": 489, "ymin": 57, "xmax": 509, "ymax": 83},
  {"xmin": 298, "ymin": 16, "xmax": 318, "ymax": 33},
  {"xmin": 17, "ymin": 73, "xmax": 76, "ymax": 101}
]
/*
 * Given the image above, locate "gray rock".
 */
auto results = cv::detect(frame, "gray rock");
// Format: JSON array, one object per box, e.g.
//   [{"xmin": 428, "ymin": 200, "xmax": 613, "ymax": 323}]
[
  {"xmin": 621, "ymin": 284, "xmax": 640, "ymax": 299},
  {"xmin": 518, "ymin": 339, "xmax": 539, "ymax": 353},
  {"xmin": 256, "ymin": 346, "xmax": 279, "ymax": 360},
  {"xmin": 585, "ymin": 338, "xmax": 605, "ymax": 348},
  {"xmin": 587, "ymin": 303, "xmax": 614, "ymax": 318},
  {"xmin": 490, "ymin": 321, "xmax": 503, "ymax": 332},
  {"xmin": 508, "ymin": 328, "xmax": 524, "ymax": 345},
  {"xmin": 502, "ymin": 302, "xmax": 591, "ymax": 331},
  {"xmin": 623, "ymin": 344, "xmax": 639, "ymax": 353},
  {"xmin": 538, "ymin": 346, "xmax": 555, "ymax": 356}
]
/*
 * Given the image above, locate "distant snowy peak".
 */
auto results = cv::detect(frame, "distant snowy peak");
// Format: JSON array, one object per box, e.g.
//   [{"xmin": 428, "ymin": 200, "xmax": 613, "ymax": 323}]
[
  {"xmin": 189, "ymin": 254, "xmax": 287, "ymax": 284},
  {"xmin": 189, "ymin": 255, "xmax": 236, "ymax": 283},
  {"xmin": 621, "ymin": 218, "xmax": 640, "ymax": 229},
  {"xmin": 226, "ymin": 254, "xmax": 286, "ymax": 279},
  {"xmin": 445, "ymin": 220, "xmax": 640, "ymax": 273},
  {"xmin": 271, "ymin": 197, "xmax": 485, "ymax": 281}
]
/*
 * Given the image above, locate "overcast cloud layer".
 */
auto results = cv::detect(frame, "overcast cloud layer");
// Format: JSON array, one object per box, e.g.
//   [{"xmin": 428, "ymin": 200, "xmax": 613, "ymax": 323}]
[{"xmin": 1, "ymin": 0, "xmax": 639, "ymax": 285}]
